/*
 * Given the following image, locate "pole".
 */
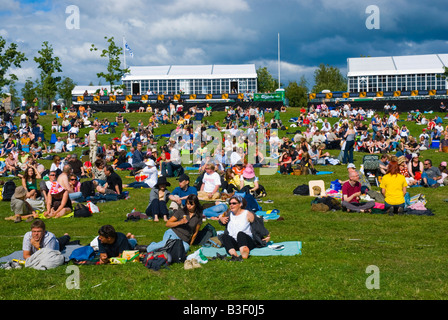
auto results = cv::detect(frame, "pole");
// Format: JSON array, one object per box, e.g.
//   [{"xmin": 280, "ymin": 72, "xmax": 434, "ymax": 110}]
[
  {"xmin": 123, "ymin": 36, "xmax": 127, "ymax": 71},
  {"xmin": 278, "ymin": 33, "xmax": 281, "ymax": 90}
]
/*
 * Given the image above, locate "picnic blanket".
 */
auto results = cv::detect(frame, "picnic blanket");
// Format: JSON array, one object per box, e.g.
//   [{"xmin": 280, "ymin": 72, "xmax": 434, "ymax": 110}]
[
  {"xmin": 201, "ymin": 241, "xmax": 302, "ymax": 257},
  {"xmin": 0, "ymin": 244, "xmax": 83, "ymax": 263}
]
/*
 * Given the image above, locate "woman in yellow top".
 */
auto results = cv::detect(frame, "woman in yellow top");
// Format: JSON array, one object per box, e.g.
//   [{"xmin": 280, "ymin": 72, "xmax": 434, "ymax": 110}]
[
  {"xmin": 379, "ymin": 160, "xmax": 408, "ymax": 215},
  {"xmin": 223, "ymin": 168, "xmax": 240, "ymax": 194}
]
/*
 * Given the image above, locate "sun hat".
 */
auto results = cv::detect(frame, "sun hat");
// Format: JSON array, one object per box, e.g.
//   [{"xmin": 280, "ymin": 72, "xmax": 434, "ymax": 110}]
[
  {"xmin": 154, "ymin": 176, "xmax": 171, "ymax": 188},
  {"xmin": 49, "ymin": 182, "xmax": 65, "ymax": 195},
  {"xmin": 397, "ymin": 156, "xmax": 406, "ymax": 165},
  {"xmin": 242, "ymin": 164, "xmax": 255, "ymax": 179},
  {"xmin": 145, "ymin": 159, "xmax": 155, "ymax": 167},
  {"xmin": 13, "ymin": 186, "xmax": 27, "ymax": 199}
]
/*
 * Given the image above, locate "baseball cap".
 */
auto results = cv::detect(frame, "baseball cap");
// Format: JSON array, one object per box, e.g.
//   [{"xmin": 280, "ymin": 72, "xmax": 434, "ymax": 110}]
[
  {"xmin": 347, "ymin": 163, "xmax": 356, "ymax": 169},
  {"xmin": 177, "ymin": 174, "xmax": 190, "ymax": 182}
]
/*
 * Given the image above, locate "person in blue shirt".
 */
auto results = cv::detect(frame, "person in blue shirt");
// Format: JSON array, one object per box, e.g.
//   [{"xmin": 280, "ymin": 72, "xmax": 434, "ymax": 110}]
[{"xmin": 168, "ymin": 174, "xmax": 198, "ymax": 214}]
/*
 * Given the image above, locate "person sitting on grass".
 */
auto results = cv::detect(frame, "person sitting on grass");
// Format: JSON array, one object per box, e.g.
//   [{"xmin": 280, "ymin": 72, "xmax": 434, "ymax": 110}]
[
  {"xmin": 379, "ymin": 160, "xmax": 408, "ymax": 215},
  {"xmin": 43, "ymin": 182, "xmax": 73, "ymax": 218},
  {"xmin": 10, "ymin": 186, "xmax": 38, "ymax": 223},
  {"xmin": 341, "ymin": 170, "xmax": 375, "ymax": 213},
  {"xmin": 97, "ymin": 224, "xmax": 137, "ymax": 265},
  {"xmin": 145, "ymin": 176, "xmax": 171, "ymax": 222},
  {"xmin": 218, "ymin": 195, "xmax": 270, "ymax": 260},
  {"xmin": 146, "ymin": 194, "xmax": 203, "ymax": 254}
]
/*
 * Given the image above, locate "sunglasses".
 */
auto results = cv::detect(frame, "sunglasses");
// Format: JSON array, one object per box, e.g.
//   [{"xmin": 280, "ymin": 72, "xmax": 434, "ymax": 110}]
[
  {"xmin": 229, "ymin": 202, "xmax": 240, "ymax": 205},
  {"xmin": 70, "ymin": 178, "xmax": 77, "ymax": 181}
]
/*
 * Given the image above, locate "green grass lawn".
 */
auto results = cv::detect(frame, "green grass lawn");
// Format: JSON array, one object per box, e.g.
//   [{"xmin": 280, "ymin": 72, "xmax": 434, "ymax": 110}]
[{"xmin": 0, "ymin": 107, "xmax": 447, "ymax": 300}]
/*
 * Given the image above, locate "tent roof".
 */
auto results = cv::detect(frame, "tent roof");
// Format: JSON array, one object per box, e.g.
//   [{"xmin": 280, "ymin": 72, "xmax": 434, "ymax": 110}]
[
  {"xmin": 347, "ymin": 54, "xmax": 448, "ymax": 77},
  {"xmin": 122, "ymin": 64, "xmax": 257, "ymax": 81}
]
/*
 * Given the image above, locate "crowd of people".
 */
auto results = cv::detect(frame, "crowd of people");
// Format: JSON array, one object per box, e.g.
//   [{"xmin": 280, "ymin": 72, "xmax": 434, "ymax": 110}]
[{"xmin": 2, "ymin": 99, "xmax": 447, "ymax": 266}]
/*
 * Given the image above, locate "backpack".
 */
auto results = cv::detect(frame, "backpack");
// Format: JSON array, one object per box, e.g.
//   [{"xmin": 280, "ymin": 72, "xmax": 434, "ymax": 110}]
[
  {"xmin": 69, "ymin": 245, "xmax": 96, "ymax": 262},
  {"xmin": 143, "ymin": 251, "xmax": 171, "ymax": 271},
  {"xmin": 2, "ymin": 180, "xmax": 16, "ymax": 201},
  {"xmin": 194, "ymin": 223, "xmax": 217, "ymax": 246},
  {"xmin": 74, "ymin": 203, "xmax": 92, "ymax": 218},
  {"xmin": 154, "ymin": 238, "xmax": 186, "ymax": 264},
  {"xmin": 293, "ymin": 184, "xmax": 309, "ymax": 196}
]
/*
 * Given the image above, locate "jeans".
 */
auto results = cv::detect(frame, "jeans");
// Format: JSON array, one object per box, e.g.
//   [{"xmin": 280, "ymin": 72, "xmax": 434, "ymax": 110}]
[
  {"xmin": 145, "ymin": 199, "xmax": 168, "ymax": 218},
  {"xmin": 127, "ymin": 182, "xmax": 150, "ymax": 188},
  {"xmin": 146, "ymin": 229, "xmax": 189, "ymax": 253},
  {"xmin": 343, "ymin": 140, "xmax": 355, "ymax": 164},
  {"xmin": 384, "ymin": 202, "xmax": 405, "ymax": 213},
  {"xmin": 69, "ymin": 192, "xmax": 83, "ymax": 202},
  {"xmin": 203, "ymin": 203, "xmax": 228, "ymax": 218},
  {"xmin": 421, "ymin": 172, "xmax": 437, "ymax": 186}
]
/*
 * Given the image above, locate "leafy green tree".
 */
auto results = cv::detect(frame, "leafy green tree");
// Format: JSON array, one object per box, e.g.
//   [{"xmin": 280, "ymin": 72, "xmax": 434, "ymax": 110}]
[
  {"xmin": 257, "ymin": 67, "xmax": 278, "ymax": 93},
  {"xmin": 0, "ymin": 36, "xmax": 28, "ymax": 97},
  {"xmin": 286, "ymin": 76, "xmax": 308, "ymax": 108},
  {"xmin": 57, "ymin": 77, "xmax": 76, "ymax": 107},
  {"xmin": 8, "ymin": 81, "xmax": 20, "ymax": 108},
  {"xmin": 21, "ymin": 78, "xmax": 38, "ymax": 105},
  {"xmin": 312, "ymin": 63, "xmax": 347, "ymax": 93},
  {"xmin": 90, "ymin": 36, "xmax": 129, "ymax": 92},
  {"xmin": 34, "ymin": 41, "xmax": 63, "ymax": 108}
]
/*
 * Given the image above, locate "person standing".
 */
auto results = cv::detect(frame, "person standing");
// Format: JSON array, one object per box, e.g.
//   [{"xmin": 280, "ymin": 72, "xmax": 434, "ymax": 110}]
[{"xmin": 89, "ymin": 124, "xmax": 99, "ymax": 162}]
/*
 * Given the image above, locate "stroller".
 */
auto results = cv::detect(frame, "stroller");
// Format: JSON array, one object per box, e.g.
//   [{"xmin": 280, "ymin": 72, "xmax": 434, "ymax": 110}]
[{"xmin": 362, "ymin": 155, "xmax": 381, "ymax": 187}]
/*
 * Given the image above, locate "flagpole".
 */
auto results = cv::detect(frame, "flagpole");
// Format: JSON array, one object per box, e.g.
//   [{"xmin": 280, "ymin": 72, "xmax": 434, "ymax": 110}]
[
  {"xmin": 123, "ymin": 36, "xmax": 127, "ymax": 71},
  {"xmin": 278, "ymin": 33, "xmax": 281, "ymax": 90}
]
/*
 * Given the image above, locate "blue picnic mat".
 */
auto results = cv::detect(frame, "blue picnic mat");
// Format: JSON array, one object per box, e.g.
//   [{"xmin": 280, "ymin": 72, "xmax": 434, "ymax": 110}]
[{"xmin": 201, "ymin": 241, "xmax": 302, "ymax": 257}]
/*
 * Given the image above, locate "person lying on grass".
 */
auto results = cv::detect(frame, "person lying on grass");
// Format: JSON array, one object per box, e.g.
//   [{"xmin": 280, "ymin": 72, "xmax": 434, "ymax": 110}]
[{"xmin": 97, "ymin": 225, "xmax": 137, "ymax": 265}]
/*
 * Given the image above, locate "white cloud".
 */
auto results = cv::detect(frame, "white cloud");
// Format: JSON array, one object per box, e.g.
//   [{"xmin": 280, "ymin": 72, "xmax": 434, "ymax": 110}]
[
  {"xmin": 167, "ymin": 0, "xmax": 250, "ymax": 13},
  {"xmin": 1, "ymin": 0, "xmax": 20, "ymax": 12},
  {"xmin": 252, "ymin": 59, "xmax": 317, "ymax": 85}
]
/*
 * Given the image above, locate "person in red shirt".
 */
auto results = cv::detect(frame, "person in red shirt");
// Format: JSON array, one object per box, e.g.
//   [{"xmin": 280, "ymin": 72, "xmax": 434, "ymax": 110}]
[{"xmin": 341, "ymin": 170, "xmax": 375, "ymax": 213}]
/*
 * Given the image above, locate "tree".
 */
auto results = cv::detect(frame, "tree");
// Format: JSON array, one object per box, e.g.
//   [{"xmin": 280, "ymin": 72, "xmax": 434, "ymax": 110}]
[
  {"xmin": 21, "ymin": 78, "xmax": 38, "ymax": 105},
  {"xmin": 286, "ymin": 76, "xmax": 308, "ymax": 108},
  {"xmin": 57, "ymin": 77, "xmax": 76, "ymax": 108},
  {"xmin": 34, "ymin": 41, "xmax": 63, "ymax": 108},
  {"xmin": 90, "ymin": 36, "xmax": 129, "ymax": 92},
  {"xmin": 8, "ymin": 81, "xmax": 20, "ymax": 108},
  {"xmin": 312, "ymin": 64, "xmax": 347, "ymax": 93},
  {"xmin": 257, "ymin": 67, "xmax": 278, "ymax": 93},
  {"xmin": 0, "ymin": 36, "xmax": 27, "ymax": 97}
]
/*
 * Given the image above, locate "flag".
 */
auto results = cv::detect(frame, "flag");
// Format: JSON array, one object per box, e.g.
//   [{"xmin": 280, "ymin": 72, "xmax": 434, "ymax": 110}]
[{"xmin": 124, "ymin": 40, "xmax": 134, "ymax": 58}]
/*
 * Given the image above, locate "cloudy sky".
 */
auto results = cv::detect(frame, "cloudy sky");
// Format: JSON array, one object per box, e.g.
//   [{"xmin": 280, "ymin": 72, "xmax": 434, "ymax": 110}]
[{"xmin": 2, "ymin": 0, "xmax": 448, "ymax": 93}]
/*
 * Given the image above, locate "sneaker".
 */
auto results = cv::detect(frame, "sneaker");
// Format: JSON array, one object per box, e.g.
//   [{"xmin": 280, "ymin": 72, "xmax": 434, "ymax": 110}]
[{"xmin": 397, "ymin": 207, "xmax": 404, "ymax": 215}]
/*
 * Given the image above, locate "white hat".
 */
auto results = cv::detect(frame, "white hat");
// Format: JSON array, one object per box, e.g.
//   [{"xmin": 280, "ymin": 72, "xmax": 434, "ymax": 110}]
[
  {"xmin": 347, "ymin": 163, "xmax": 356, "ymax": 169},
  {"xmin": 145, "ymin": 159, "xmax": 155, "ymax": 167}
]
